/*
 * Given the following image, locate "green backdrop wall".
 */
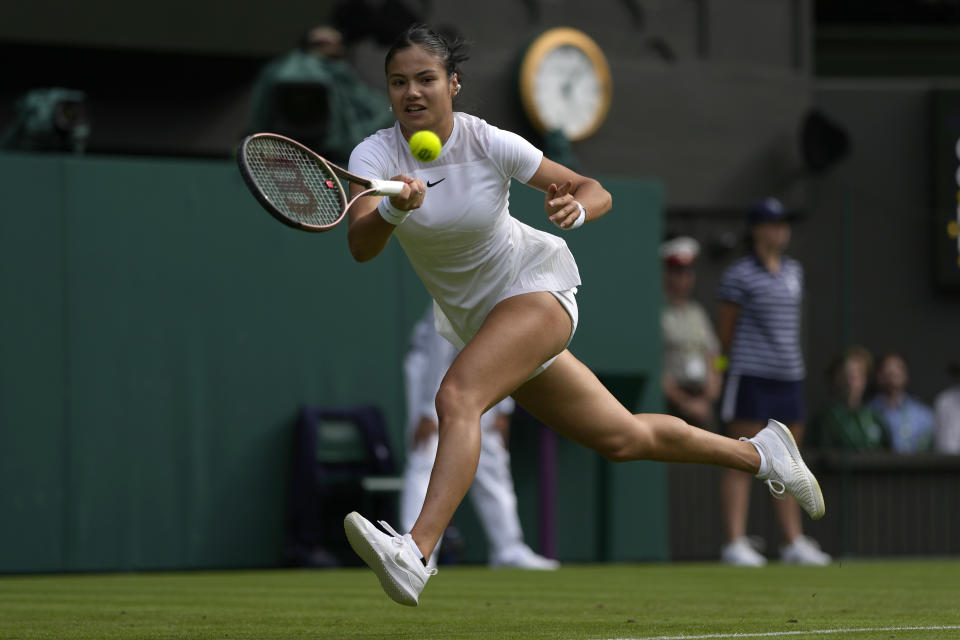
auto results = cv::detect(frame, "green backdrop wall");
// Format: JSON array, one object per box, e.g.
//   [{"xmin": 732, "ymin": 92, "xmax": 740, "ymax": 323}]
[{"xmin": 0, "ymin": 152, "xmax": 663, "ymax": 572}]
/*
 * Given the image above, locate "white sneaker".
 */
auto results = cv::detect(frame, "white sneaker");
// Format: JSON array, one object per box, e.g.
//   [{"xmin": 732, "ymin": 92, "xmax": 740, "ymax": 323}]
[
  {"xmin": 343, "ymin": 512, "xmax": 437, "ymax": 606},
  {"xmin": 746, "ymin": 419, "xmax": 826, "ymax": 520},
  {"xmin": 781, "ymin": 535, "xmax": 832, "ymax": 566},
  {"xmin": 721, "ymin": 536, "xmax": 767, "ymax": 567},
  {"xmin": 490, "ymin": 544, "xmax": 560, "ymax": 570}
]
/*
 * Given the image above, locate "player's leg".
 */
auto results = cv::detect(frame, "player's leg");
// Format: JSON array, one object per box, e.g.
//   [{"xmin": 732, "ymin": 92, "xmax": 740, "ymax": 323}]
[
  {"xmin": 512, "ymin": 352, "xmax": 824, "ymax": 521},
  {"xmin": 513, "ymin": 351, "xmax": 761, "ymax": 469},
  {"xmin": 407, "ymin": 291, "xmax": 573, "ymax": 559},
  {"xmin": 345, "ymin": 292, "xmax": 571, "ymax": 606}
]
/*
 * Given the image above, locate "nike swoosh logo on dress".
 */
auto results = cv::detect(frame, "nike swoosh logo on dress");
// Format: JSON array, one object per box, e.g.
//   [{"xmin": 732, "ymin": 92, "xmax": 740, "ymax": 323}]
[{"xmin": 426, "ymin": 178, "xmax": 445, "ymax": 187}]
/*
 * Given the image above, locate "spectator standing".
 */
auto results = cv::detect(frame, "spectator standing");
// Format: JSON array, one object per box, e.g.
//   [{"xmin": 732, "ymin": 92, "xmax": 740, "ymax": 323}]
[{"xmin": 715, "ymin": 197, "xmax": 830, "ymax": 567}]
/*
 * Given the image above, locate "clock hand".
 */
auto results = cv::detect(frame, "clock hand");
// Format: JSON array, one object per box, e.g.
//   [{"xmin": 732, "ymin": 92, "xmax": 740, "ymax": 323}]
[{"xmin": 562, "ymin": 71, "xmax": 584, "ymax": 99}]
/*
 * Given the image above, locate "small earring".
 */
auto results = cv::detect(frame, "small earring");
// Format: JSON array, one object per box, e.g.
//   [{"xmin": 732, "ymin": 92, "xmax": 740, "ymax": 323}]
[{"xmin": 456, "ymin": 83, "xmax": 462, "ymax": 92}]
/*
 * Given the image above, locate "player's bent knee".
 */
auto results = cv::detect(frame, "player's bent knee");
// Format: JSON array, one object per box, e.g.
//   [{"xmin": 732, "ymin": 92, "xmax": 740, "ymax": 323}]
[
  {"xmin": 593, "ymin": 418, "xmax": 665, "ymax": 462},
  {"xmin": 434, "ymin": 381, "xmax": 484, "ymax": 423}
]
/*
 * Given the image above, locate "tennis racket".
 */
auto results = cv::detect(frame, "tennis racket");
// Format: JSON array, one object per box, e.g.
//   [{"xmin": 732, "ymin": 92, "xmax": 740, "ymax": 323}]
[{"xmin": 237, "ymin": 133, "xmax": 406, "ymax": 232}]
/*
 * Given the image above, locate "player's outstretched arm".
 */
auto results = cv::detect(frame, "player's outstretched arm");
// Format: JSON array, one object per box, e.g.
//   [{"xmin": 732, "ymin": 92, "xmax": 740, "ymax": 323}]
[{"xmin": 526, "ymin": 157, "xmax": 612, "ymax": 229}]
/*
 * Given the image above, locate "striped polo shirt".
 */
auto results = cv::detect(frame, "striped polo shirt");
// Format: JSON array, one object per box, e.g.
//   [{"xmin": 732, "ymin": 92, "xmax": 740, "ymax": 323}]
[{"xmin": 716, "ymin": 254, "xmax": 805, "ymax": 381}]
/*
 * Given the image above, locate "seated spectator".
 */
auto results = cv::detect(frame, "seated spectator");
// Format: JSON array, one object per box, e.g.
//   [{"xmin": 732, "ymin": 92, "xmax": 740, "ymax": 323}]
[
  {"xmin": 934, "ymin": 359, "xmax": 960, "ymax": 454},
  {"xmin": 808, "ymin": 346, "xmax": 890, "ymax": 452},
  {"xmin": 867, "ymin": 352, "xmax": 935, "ymax": 453}
]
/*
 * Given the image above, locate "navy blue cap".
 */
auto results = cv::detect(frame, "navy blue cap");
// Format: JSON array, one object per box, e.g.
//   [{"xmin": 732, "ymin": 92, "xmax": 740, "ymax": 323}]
[{"xmin": 748, "ymin": 197, "xmax": 790, "ymax": 225}]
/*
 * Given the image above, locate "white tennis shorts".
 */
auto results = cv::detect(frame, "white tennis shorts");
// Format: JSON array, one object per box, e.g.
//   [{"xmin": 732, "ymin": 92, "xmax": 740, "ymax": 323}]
[
  {"xmin": 434, "ymin": 288, "xmax": 579, "ymax": 379},
  {"xmin": 530, "ymin": 287, "xmax": 579, "ymax": 378}
]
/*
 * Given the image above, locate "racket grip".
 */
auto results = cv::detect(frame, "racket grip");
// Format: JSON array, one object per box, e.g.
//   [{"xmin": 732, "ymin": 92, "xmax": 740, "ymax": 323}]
[{"xmin": 370, "ymin": 179, "xmax": 406, "ymax": 196}]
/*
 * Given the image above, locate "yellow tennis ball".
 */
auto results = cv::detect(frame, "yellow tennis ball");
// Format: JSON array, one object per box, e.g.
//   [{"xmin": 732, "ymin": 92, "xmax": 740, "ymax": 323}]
[{"xmin": 409, "ymin": 130, "xmax": 442, "ymax": 162}]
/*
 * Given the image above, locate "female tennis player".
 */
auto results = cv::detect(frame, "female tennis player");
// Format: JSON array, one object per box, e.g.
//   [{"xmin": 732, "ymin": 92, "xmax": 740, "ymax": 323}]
[{"xmin": 343, "ymin": 24, "xmax": 825, "ymax": 606}]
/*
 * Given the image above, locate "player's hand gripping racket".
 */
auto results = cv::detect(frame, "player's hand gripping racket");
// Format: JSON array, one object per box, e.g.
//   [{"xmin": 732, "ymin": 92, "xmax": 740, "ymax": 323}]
[{"xmin": 237, "ymin": 133, "xmax": 406, "ymax": 232}]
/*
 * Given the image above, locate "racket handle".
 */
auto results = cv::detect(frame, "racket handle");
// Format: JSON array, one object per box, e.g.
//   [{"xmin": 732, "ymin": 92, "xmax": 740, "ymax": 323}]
[{"xmin": 369, "ymin": 179, "xmax": 406, "ymax": 196}]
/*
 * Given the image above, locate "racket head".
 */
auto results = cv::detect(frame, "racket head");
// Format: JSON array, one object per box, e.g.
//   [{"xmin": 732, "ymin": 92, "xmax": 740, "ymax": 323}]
[{"xmin": 238, "ymin": 133, "xmax": 348, "ymax": 232}]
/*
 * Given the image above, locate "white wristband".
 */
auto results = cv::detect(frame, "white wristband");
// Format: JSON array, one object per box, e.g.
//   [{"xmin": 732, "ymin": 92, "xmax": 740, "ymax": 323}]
[
  {"xmin": 568, "ymin": 202, "xmax": 586, "ymax": 230},
  {"xmin": 377, "ymin": 196, "xmax": 410, "ymax": 226},
  {"xmin": 552, "ymin": 202, "xmax": 586, "ymax": 230}
]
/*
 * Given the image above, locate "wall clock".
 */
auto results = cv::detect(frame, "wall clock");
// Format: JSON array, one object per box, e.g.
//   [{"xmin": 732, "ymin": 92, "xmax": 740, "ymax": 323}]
[{"xmin": 518, "ymin": 27, "xmax": 613, "ymax": 141}]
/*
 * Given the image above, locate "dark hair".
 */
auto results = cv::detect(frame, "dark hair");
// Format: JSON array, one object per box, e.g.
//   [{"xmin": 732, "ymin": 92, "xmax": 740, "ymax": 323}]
[{"xmin": 384, "ymin": 24, "xmax": 469, "ymax": 86}]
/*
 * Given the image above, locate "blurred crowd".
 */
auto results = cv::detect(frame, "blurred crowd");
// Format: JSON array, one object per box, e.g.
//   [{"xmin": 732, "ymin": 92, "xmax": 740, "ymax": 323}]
[
  {"xmin": 660, "ymin": 207, "xmax": 959, "ymax": 459},
  {"xmin": 661, "ymin": 198, "xmax": 959, "ymax": 567}
]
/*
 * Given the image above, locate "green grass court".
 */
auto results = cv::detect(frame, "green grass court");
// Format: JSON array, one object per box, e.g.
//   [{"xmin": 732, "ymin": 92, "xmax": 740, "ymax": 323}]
[{"xmin": 2, "ymin": 560, "xmax": 959, "ymax": 639}]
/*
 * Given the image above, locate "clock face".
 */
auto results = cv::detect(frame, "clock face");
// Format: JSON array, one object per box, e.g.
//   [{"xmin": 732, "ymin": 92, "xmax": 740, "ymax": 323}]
[
  {"xmin": 532, "ymin": 45, "xmax": 605, "ymax": 139},
  {"xmin": 519, "ymin": 28, "xmax": 612, "ymax": 141}
]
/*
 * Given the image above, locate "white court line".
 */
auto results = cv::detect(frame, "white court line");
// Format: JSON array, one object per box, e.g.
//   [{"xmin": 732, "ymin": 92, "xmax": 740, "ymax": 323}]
[{"xmin": 595, "ymin": 625, "xmax": 960, "ymax": 640}]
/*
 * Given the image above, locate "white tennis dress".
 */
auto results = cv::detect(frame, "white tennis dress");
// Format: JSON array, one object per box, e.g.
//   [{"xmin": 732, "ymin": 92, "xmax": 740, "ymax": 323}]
[{"xmin": 348, "ymin": 112, "xmax": 581, "ymax": 349}]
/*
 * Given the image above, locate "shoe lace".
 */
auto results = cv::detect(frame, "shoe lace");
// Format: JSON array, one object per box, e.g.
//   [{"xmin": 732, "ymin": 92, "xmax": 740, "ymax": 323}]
[
  {"xmin": 378, "ymin": 520, "xmax": 404, "ymax": 541},
  {"xmin": 378, "ymin": 520, "xmax": 438, "ymax": 576},
  {"xmin": 742, "ymin": 436, "xmax": 787, "ymax": 501},
  {"xmin": 764, "ymin": 479, "xmax": 786, "ymax": 500}
]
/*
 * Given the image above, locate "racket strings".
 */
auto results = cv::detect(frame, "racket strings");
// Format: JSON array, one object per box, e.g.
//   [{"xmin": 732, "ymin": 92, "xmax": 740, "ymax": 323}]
[{"xmin": 245, "ymin": 137, "xmax": 345, "ymax": 226}]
